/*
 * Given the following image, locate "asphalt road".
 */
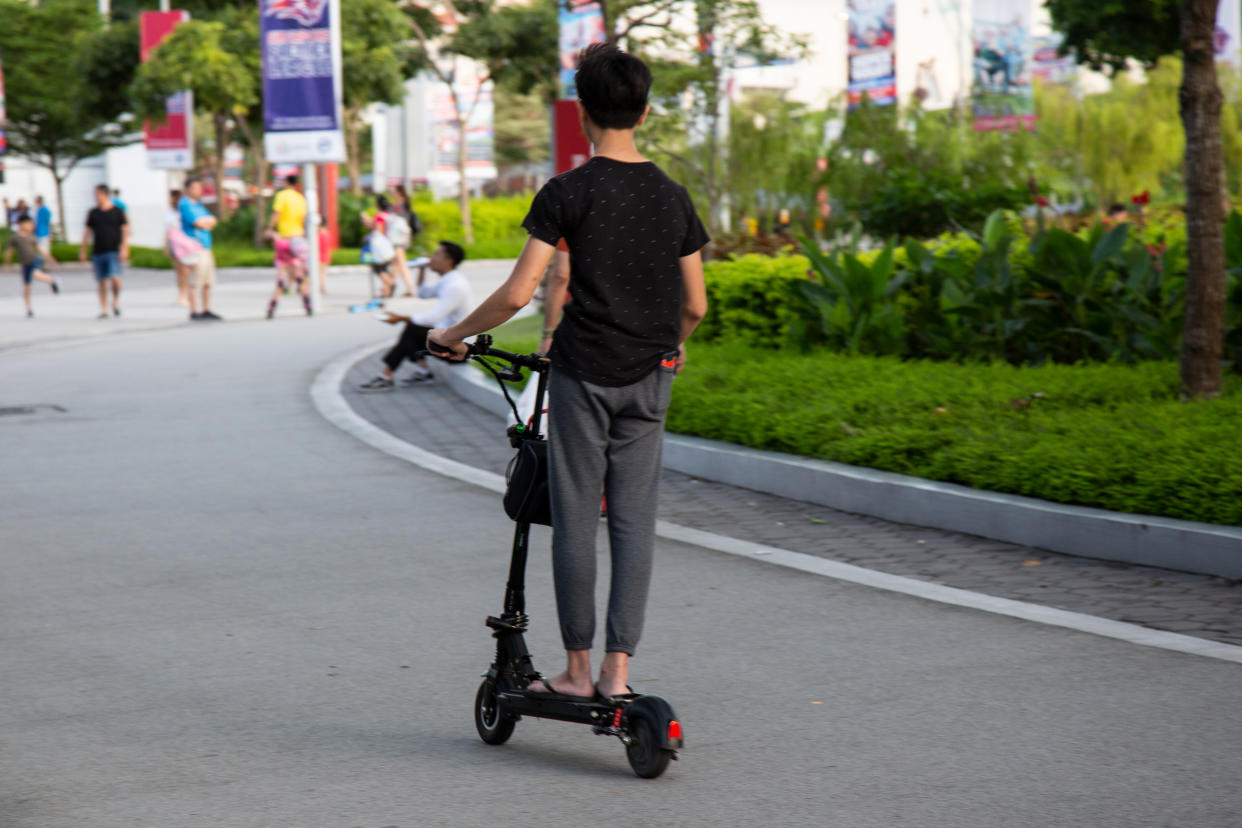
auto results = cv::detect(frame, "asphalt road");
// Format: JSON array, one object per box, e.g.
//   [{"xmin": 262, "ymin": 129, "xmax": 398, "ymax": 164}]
[{"xmin": 2, "ymin": 314, "xmax": 1240, "ymax": 827}]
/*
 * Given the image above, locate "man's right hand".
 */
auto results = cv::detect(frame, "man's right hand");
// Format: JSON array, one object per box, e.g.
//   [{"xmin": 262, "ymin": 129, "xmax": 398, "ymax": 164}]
[
  {"xmin": 383, "ymin": 312, "xmax": 405, "ymax": 325},
  {"xmin": 78, "ymin": 250, "xmax": 88, "ymax": 263}
]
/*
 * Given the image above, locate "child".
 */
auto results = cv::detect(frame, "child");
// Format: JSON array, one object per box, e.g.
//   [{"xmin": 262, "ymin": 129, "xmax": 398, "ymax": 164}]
[
  {"xmin": 4, "ymin": 214, "xmax": 61, "ymax": 317},
  {"xmin": 428, "ymin": 43, "xmax": 708, "ymax": 702},
  {"xmin": 318, "ymin": 215, "xmax": 331, "ymax": 294},
  {"xmin": 265, "ymin": 230, "xmax": 312, "ymax": 318}
]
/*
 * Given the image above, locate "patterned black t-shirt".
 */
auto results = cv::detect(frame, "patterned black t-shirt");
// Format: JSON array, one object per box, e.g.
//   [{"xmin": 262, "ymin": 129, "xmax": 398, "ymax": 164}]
[{"xmin": 521, "ymin": 156, "xmax": 710, "ymax": 387}]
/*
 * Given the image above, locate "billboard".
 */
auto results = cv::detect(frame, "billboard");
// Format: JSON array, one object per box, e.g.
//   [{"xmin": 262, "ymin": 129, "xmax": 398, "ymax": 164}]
[
  {"xmin": 1217, "ymin": 0, "xmax": 1242, "ymax": 67},
  {"xmin": 846, "ymin": 0, "xmax": 896, "ymax": 107},
  {"xmin": 972, "ymin": 0, "xmax": 1034, "ymax": 131},
  {"xmin": 558, "ymin": 0, "xmax": 606, "ymax": 100},
  {"xmin": 141, "ymin": 11, "xmax": 194, "ymax": 170},
  {"xmin": 261, "ymin": 0, "xmax": 346, "ymax": 163}
]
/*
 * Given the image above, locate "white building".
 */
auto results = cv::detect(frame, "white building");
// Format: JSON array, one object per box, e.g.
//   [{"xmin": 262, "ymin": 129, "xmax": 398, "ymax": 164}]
[{"xmin": 1, "ymin": 142, "xmax": 179, "ymax": 248}]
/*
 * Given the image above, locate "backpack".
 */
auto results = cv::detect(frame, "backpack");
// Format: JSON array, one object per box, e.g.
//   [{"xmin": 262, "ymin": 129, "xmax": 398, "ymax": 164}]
[
  {"xmin": 408, "ymin": 209, "xmax": 423, "ymax": 236},
  {"xmin": 362, "ymin": 229, "xmax": 395, "ymax": 264},
  {"xmin": 386, "ymin": 212, "xmax": 411, "ymax": 248}
]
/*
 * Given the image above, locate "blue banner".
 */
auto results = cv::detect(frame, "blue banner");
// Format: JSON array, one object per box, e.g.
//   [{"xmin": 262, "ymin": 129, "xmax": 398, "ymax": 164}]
[{"xmin": 261, "ymin": 0, "xmax": 345, "ymax": 163}]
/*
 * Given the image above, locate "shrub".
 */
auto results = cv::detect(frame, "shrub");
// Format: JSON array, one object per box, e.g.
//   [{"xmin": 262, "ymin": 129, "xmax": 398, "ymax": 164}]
[
  {"xmin": 695, "ymin": 254, "xmax": 812, "ymax": 346},
  {"xmin": 667, "ymin": 345, "xmax": 1242, "ymax": 525}
]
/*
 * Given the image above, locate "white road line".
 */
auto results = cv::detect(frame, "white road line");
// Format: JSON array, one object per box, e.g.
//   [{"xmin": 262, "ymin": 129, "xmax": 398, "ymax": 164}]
[{"xmin": 311, "ymin": 346, "xmax": 1242, "ymax": 667}]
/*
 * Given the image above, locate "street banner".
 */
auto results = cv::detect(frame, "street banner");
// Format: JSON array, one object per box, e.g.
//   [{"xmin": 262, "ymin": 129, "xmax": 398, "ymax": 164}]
[
  {"xmin": 1217, "ymin": 0, "xmax": 1242, "ymax": 67},
  {"xmin": 972, "ymin": 0, "xmax": 1034, "ymax": 131},
  {"xmin": 558, "ymin": 0, "xmax": 606, "ymax": 100},
  {"xmin": 846, "ymin": 0, "xmax": 896, "ymax": 107},
  {"xmin": 261, "ymin": 0, "xmax": 346, "ymax": 163},
  {"xmin": 141, "ymin": 11, "xmax": 194, "ymax": 170}
]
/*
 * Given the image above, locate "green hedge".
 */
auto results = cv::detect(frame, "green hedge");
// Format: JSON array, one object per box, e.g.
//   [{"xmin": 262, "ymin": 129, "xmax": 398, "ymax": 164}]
[
  {"xmin": 49, "ymin": 242, "xmax": 364, "ymax": 269},
  {"xmin": 667, "ymin": 344, "xmax": 1242, "ymax": 526}
]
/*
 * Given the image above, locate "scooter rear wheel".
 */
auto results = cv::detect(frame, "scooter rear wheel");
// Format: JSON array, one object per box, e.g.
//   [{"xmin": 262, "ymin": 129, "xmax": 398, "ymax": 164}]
[
  {"xmin": 624, "ymin": 710, "xmax": 672, "ymax": 778},
  {"xmin": 474, "ymin": 678, "xmax": 515, "ymax": 745}
]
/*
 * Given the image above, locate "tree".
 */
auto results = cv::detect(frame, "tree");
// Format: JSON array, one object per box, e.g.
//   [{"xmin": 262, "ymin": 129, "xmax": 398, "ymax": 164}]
[
  {"xmin": 0, "ymin": 0, "xmax": 138, "ymax": 238},
  {"xmin": 409, "ymin": 0, "xmax": 555, "ymax": 243},
  {"xmin": 131, "ymin": 17, "xmax": 259, "ymax": 220},
  {"xmin": 632, "ymin": 0, "xmax": 806, "ymax": 237},
  {"xmin": 1047, "ymin": 0, "xmax": 1226, "ymax": 398},
  {"xmin": 341, "ymin": 0, "xmax": 419, "ymax": 196}
]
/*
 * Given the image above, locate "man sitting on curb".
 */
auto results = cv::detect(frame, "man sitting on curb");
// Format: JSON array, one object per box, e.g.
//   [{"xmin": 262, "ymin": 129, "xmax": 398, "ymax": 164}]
[{"xmin": 359, "ymin": 241, "xmax": 473, "ymax": 392}]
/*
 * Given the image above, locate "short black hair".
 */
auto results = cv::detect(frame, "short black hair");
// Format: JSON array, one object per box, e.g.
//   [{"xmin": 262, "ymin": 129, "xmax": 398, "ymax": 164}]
[
  {"xmin": 1108, "ymin": 203, "xmax": 1127, "ymax": 215},
  {"xmin": 185, "ymin": 176, "xmax": 202, "ymax": 188},
  {"xmin": 575, "ymin": 43, "xmax": 651, "ymax": 130},
  {"xmin": 95, "ymin": 184, "xmax": 110, "ymax": 195},
  {"xmin": 376, "ymin": 194, "xmax": 391, "ymax": 212},
  {"xmin": 17, "ymin": 214, "xmax": 33, "ymax": 225},
  {"xmin": 439, "ymin": 240, "xmax": 465, "ymax": 267},
  {"xmin": 285, "ymin": 174, "xmax": 299, "ymax": 187}
]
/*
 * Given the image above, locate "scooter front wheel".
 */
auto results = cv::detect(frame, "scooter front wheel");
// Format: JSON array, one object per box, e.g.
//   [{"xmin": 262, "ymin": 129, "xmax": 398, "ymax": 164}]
[
  {"xmin": 474, "ymin": 678, "xmax": 515, "ymax": 745},
  {"xmin": 624, "ymin": 710, "xmax": 672, "ymax": 778}
]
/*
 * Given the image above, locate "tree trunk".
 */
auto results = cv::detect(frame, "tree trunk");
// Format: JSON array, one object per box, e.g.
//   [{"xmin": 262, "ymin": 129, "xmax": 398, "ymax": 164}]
[
  {"xmin": 345, "ymin": 105, "xmax": 365, "ymax": 196},
  {"xmin": 458, "ymin": 115, "xmax": 474, "ymax": 244},
  {"xmin": 252, "ymin": 155, "xmax": 269, "ymax": 248},
  {"xmin": 51, "ymin": 163, "xmax": 67, "ymax": 244},
  {"xmin": 1179, "ymin": 0, "xmax": 1227, "ymax": 398},
  {"xmin": 214, "ymin": 113, "xmax": 231, "ymax": 220}
]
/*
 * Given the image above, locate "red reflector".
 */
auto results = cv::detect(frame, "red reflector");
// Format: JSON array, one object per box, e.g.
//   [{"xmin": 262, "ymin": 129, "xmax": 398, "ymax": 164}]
[{"xmin": 668, "ymin": 721, "xmax": 682, "ymax": 740}]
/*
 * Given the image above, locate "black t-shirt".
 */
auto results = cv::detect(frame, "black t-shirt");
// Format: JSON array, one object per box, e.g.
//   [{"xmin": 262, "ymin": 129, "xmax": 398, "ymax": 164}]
[
  {"xmin": 86, "ymin": 206, "xmax": 127, "ymax": 254},
  {"xmin": 522, "ymin": 156, "xmax": 710, "ymax": 387}
]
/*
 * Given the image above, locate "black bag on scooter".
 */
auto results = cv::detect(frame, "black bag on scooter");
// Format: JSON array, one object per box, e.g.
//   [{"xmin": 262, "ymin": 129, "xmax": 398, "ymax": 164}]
[{"xmin": 504, "ymin": 438, "xmax": 551, "ymax": 526}]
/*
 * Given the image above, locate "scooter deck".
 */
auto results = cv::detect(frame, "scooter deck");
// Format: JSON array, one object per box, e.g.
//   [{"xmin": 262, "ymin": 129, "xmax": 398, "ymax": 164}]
[{"xmin": 496, "ymin": 687, "xmax": 623, "ymax": 725}]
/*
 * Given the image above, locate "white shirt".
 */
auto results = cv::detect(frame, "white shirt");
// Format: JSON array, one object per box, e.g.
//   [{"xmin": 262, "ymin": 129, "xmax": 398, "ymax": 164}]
[{"xmin": 411, "ymin": 268, "xmax": 473, "ymax": 328}]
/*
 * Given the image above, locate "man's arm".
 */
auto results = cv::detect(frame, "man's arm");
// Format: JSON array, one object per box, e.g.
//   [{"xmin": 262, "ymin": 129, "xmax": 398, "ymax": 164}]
[
  {"xmin": 429, "ymin": 236, "xmax": 556, "ymax": 358},
  {"xmin": 2, "ymin": 243, "xmax": 12, "ymax": 270},
  {"xmin": 676, "ymin": 249, "xmax": 708, "ymax": 371},
  {"xmin": 538, "ymin": 249, "xmax": 571, "ymax": 353},
  {"xmin": 79, "ymin": 224, "xmax": 92, "ymax": 262},
  {"xmin": 120, "ymin": 220, "xmax": 131, "ymax": 261}
]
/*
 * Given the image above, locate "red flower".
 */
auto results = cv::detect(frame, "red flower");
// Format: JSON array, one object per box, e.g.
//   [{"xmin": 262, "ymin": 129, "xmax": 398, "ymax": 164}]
[
  {"xmin": 1131, "ymin": 190, "xmax": 1151, "ymax": 205},
  {"xmin": 1035, "ymin": 196, "xmax": 1049, "ymax": 207}
]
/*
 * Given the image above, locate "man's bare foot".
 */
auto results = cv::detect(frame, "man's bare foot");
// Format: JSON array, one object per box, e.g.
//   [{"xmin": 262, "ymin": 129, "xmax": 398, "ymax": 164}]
[
  {"xmin": 596, "ymin": 654, "xmax": 632, "ymax": 699},
  {"xmin": 529, "ymin": 671, "xmax": 594, "ymax": 699}
]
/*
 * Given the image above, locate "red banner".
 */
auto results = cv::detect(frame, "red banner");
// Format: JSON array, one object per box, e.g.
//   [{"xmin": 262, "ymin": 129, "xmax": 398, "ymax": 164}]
[
  {"xmin": 553, "ymin": 100, "xmax": 590, "ymax": 174},
  {"xmin": 141, "ymin": 11, "xmax": 193, "ymax": 169}
]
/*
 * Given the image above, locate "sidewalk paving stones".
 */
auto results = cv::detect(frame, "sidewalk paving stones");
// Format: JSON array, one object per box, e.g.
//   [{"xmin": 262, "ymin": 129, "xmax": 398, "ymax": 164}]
[{"xmin": 344, "ymin": 354, "xmax": 1242, "ymax": 648}]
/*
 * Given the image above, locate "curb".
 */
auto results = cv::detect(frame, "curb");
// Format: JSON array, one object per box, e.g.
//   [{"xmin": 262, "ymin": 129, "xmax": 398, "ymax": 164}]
[
  {"xmin": 315, "ymin": 346, "xmax": 1242, "ymax": 665},
  {"xmin": 431, "ymin": 359, "xmax": 1242, "ymax": 580}
]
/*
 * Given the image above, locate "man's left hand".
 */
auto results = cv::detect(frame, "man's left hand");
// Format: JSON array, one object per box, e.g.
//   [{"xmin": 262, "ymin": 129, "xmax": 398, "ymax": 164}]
[{"xmin": 427, "ymin": 328, "xmax": 469, "ymax": 361}]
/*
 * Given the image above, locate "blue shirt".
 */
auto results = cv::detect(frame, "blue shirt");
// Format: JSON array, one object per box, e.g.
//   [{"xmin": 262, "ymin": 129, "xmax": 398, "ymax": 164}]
[
  {"xmin": 112, "ymin": 198, "xmax": 127, "ymax": 214},
  {"xmin": 35, "ymin": 205, "xmax": 52, "ymax": 237},
  {"xmin": 178, "ymin": 196, "xmax": 213, "ymax": 249}
]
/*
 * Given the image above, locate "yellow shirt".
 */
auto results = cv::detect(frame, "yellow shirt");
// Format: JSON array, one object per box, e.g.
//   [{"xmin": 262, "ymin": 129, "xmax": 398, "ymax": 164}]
[{"xmin": 272, "ymin": 187, "xmax": 307, "ymax": 238}]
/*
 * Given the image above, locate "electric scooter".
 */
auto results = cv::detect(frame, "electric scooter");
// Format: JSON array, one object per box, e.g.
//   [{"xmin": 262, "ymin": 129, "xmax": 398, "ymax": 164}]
[{"xmin": 434, "ymin": 334, "xmax": 684, "ymax": 779}]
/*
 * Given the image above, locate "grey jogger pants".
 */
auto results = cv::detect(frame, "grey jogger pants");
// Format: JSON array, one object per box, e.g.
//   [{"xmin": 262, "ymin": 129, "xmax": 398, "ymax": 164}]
[{"xmin": 547, "ymin": 362, "xmax": 675, "ymax": 655}]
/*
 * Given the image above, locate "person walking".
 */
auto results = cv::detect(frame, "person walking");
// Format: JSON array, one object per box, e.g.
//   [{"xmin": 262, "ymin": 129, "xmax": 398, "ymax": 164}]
[
  {"xmin": 389, "ymin": 185, "xmax": 418, "ymax": 296},
  {"xmin": 78, "ymin": 184, "xmax": 129, "ymax": 319},
  {"xmin": 179, "ymin": 178, "xmax": 222, "ymax": 321},
  {"xmin": 428, "ymin": 43, "xmax": 709, "ymax": 702},
  {"xmin": 164, "ymin": 189, "xmax": 194, "ymax": 306},
  {"xmin": 4, "ymin": 214, "xmax": 61, "ymax": 317},
  {"xmin": 360, "ymin": 195, "xmax": 397, "ymax": 300},
  {"xmin": 358, "ymin": 241, "xmax": 472, "ymax": 391},
  {"xmin": 268, "ymin": 174, "xmax": 306, "ymax": 242},
  {"xmin": 33, "ymin": 196, "xmax": 54, "ymax": 256},
  {"xmin": 111, "ymin": 189, "xmax": 127, "ymax": 214}
]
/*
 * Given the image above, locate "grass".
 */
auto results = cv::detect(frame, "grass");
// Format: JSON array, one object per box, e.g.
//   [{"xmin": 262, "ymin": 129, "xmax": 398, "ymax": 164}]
[{"xmin": 476, "ymin": 317, "xmax": 1242, "ymax": 526}]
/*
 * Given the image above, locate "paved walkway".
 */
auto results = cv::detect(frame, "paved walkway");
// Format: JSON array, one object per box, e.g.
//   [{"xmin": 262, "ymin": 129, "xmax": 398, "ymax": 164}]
[
  {"xmin": 343, "ymin": 354, "xmax": 1242, "ymax": 648},
  {"xmin": 4, "ymin": 315, "xmax": 1241, "ymax": 826}
]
